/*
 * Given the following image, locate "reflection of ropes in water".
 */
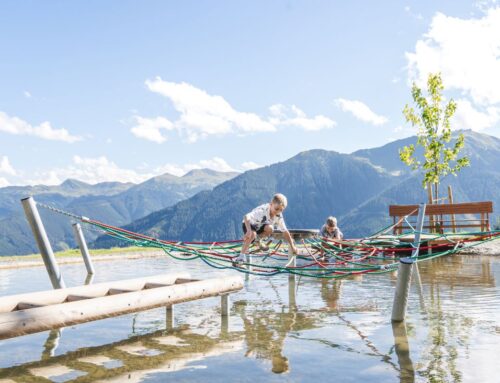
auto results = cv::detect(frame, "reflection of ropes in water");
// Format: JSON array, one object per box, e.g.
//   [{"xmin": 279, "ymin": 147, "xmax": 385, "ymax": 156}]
[
  {"xmin": 36, "ymin": 202, "xmax": 500, "ymax": 279},
  {"xmin": 335, "ymin": 313, "xmax": 399, "ymax": 372}
]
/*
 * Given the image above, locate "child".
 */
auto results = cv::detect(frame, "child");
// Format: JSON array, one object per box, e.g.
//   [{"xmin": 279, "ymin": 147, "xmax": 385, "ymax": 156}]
[
  {"xmin": 234, "ymin": 193, "xmax": 298, "ymax": 263},
  {"xmin": 320, "ymin": 216, "xmax": 343, "ymax": 240}
]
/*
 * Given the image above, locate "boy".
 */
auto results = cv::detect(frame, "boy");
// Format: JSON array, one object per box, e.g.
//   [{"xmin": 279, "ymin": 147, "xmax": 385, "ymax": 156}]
[
  {"xmin": 320, "ymin": 216, "xmax": 343, "ymax": 240},
  {"xmin": 234, "ymin": 193, "xmax": 298, "ymax": 263}
]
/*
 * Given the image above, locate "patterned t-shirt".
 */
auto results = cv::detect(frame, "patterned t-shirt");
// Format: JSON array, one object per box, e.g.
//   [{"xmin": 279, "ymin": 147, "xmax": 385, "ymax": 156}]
[
  {"xmin": 320, "ymin": 224, "xmax": 343, "ymax": 239},
  {"xmin": 244, "ymin": 203, "xmax": 287, "ymax": 231}
]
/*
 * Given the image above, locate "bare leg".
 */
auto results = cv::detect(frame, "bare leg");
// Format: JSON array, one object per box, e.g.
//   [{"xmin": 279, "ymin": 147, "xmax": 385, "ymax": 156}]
[{"xmin": 241, "ymin": 230, "xmax": 256, "ymax": 254}]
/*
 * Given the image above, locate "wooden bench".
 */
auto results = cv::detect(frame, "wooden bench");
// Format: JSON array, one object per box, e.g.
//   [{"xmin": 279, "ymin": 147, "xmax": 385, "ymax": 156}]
[{"xmin": 389, "ymin": 201, "xmax": 493, "ymax": 234}]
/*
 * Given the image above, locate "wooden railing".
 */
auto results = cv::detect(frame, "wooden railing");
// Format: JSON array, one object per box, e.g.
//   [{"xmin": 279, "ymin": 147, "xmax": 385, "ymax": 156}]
[{"xmin": 389, "ymin": 201, "xmax": 493, "ymax": 234}]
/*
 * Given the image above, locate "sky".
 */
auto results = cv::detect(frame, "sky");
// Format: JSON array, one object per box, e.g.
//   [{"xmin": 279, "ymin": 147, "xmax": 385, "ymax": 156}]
[{"xmin": 0, "ymin": 0, "xmax": 499, "ymax": 186}]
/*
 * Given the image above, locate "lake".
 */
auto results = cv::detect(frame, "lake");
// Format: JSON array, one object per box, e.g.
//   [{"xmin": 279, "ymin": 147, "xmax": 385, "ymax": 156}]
[{"xmin": 0, "ymin": 253, "xmax": 499, "ymax": 382}]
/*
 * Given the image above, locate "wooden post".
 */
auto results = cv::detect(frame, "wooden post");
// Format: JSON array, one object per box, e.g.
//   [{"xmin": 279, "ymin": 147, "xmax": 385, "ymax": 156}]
[
  {"xmin": 221, "ymin": 294, "xmax": 230, "ymax": 317},
  {"xmin": 288, "ymin": 275, "xmax": 296, "ymax": 308},
  {"xmin": 166, "ymin": 305, "xmax": 174, "ymax": 330},
  {"xmin": 427, "ymin": 183, "xmax": 434, "ymax": 232},
  {"xmin": 447, "ymin": 185, "xmax": 456, "ymax": 233},
  {"xmin": 21, "ymin": 196, "xmax": 66, "ymax": 289}
]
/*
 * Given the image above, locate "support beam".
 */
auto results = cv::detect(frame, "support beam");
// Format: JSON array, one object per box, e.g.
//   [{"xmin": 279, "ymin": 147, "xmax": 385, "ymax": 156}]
[
  {"xmin": 21, "ymin": 196, "xmax": 65, "ymax": 289},
  {"xmin": 72, "ymin": 223, "xmax": 95, "ymax": 275}
]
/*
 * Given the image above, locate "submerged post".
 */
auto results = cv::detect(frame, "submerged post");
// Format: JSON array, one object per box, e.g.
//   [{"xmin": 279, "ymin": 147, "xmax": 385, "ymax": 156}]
[
  {"xmin": 166, "ymin": 305, "xmax": 174, "ymax": 330},
  {"xmin": 391, "ymin": 257, "xmax": 414, "ymax": 322},
  {"xmin": 391, "ymin": 203, "xmax": 426, "ymax": 322},
  {"xmin": 72, "ymin": 223, "xmax": 95, "ymax": 275},
  {"xmin": 21, "ymin": 196, "xmax": 65, "ymax": 289}
]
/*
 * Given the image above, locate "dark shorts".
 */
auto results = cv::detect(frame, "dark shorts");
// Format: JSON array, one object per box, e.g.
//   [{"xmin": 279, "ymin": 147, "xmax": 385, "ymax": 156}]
[{"xmin": 242, "ymin": 222, "xmax": 265, "ymax": 235}]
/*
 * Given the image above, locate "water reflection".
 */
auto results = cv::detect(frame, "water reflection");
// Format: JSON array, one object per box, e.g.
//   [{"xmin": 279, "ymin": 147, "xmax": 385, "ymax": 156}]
[{"xmin": 0, "ymin": 254, "xmax": 498, "ymax": 382}]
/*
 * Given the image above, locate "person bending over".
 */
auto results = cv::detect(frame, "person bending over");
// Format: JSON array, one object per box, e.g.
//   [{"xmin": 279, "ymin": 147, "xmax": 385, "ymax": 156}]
[{"xmin": 235, "ymin": 193, "xmax": 297, "ymax": 263}]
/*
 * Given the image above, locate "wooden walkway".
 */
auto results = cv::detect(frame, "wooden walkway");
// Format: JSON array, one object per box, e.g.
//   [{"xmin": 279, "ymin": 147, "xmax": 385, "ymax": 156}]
[{"xmin": 0, "ymin": 273, "xmax": 243, "ymax": 340}]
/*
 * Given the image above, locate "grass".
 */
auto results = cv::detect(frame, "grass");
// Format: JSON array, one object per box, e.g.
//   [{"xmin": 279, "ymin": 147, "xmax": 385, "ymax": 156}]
[{"xmin": 0, "ymin": 246, "xmax": 160, "ymax": 262}]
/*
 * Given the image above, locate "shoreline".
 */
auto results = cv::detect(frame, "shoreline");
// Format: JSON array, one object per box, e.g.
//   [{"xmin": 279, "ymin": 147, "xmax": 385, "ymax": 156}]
[
  {"xmin": 1, "ymin": 241, "xmax": 498, "ymax": 270},
  {"xmin": 0, "ymin": 247, "xmax": 165, "ymax": 270}
]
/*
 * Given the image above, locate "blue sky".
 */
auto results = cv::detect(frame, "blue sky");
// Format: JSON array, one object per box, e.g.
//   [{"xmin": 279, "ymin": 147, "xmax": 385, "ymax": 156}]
[{"xmin": 1, "ymin": 0, "xmax": 499, "ymax": 186}]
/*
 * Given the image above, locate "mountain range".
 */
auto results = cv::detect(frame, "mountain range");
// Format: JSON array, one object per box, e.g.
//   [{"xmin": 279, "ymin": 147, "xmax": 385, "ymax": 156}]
[
  {"xmin": 0, "ymin": 169, "xmax": 238, "ymax": 255},
  {"xmin": 94, "ymin": 130, "xmax": 500, "ymax": 249},
  {"xmin": 2, "ymin": 130, "xmax": 498, "ymax": 255}
]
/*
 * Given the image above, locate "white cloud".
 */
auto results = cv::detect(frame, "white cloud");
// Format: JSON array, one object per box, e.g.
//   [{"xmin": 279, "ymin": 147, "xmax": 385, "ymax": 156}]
[
  {"xmin": 334, "ymin": 98, "xmax": 388, "ymax": 126},
  {"xmin": 144, "ymin": 78, "xmax": 276, "ymax": 142},
  {"xmin": 0, "ymin": 177, "xmax": 9, "ymax": 188},
  {"xmin": 23, "ymin": 155, "xmax": 241, "ymax": 185},
  {"xmin": 155, "ymin": 157, "xmax": 237, "ymax": 177},
  {"xmin": 406, "ymin": 8, "xmax": 500, "ymax": 106},
  {"xmin": 0, "ymin": 111, "xmax": 82, "ymax": 143},
  {"xmin": 27, "ymin": 156, "xmax": 153, "ymax": 185},
  {"xmin": 0, "ymin": 156, "xmax": 16, "ymax": 175},
  {"xmin": 133, "ymin": 79, "xmax": 336, "ymax": 143},
  {"xmin": 269, "ymin": 104, "xmax": 336, "ymax": 131},
  {"xmin": 23, "ymin": 91, "xmax": 32, "ymax": 99},
  {"xmin": 406, "ymin": 8, "xmax": 500, "ymax": 132},
  {"xmin": 452, "ymin": 99, "xmax": 500, "ymax": 131},
  {"xmin": 130, "ymin": 116, "xmax": 174, "ymax": 143},
  {"xmin": 241, "ymin": 161, "xmax": 261, "ymax": 170}
]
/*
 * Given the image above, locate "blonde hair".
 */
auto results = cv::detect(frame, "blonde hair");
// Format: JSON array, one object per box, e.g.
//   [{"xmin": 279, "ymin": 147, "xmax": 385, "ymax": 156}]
[
  {"xmin": 326, "ymin": 216, "xmax": 337, "ymax": 227},
  {"xmin": 272, "ymin": 193, "xmax": 288, "ymax": 208}
]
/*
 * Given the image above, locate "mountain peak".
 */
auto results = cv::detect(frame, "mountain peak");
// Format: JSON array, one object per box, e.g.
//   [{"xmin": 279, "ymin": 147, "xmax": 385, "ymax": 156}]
[
  {"xmin": 182, "ymin": 168, "xmax": 238, "ymax": 178},
  {"xmin": 60, "ymin": 178, "xmax": 90, "ymax": 189}
]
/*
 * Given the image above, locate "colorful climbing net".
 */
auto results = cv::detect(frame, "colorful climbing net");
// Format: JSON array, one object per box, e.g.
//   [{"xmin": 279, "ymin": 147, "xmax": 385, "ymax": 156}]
[{"xmin": 38, "ymin": 202, "xmax": 500, "ymax": 279}]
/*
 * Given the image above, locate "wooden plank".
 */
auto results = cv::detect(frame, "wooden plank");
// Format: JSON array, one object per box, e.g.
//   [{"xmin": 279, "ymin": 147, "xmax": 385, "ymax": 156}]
[
  {"xmin": 389, "ymin": 201, "xmax": 493, "ymax": 216},
  {"xmin": 0, "ymin": 273, "xmax": 190, "ymax": 314},
  {"xmin": 0, "ymin": 276, "xmax": 243, "ymax": 340}
]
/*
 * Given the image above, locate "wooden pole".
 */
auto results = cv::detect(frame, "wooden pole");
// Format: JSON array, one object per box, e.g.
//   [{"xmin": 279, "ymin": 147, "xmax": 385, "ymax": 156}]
[
  {"xmin": 427, "ymin": 183, "xmax": 434, "ymax": 232},
  {"xmin": 166, "ymin": 305, "xmax": 174, "ymax": 330},
  {"xmin": 21, "ymin": 196, "xmax": 66, "ymax": 289},
  {"xmin": 447, "ymin": 185, "xmax": 456, "ymax": 233}
]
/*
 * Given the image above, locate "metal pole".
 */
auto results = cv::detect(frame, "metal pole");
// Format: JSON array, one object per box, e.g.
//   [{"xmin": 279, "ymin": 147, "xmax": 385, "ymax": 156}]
[
  {"xmin": 391, "ymin": 257, "xmax": 414, "ymax": 322},
  {"xmin": 391, "ymin": 203, "xmax": 426, "ymax": 322},
  {"xmin": 411, "ymin": 203, "xmax": 426, "ymax": 258},
  {"xmin": 21, "ymin": 196, "xmax": 65, "ymax": 289},
  {"xmin": 72, "ymin": 223, "xmax": 95, "ymax": 275}
]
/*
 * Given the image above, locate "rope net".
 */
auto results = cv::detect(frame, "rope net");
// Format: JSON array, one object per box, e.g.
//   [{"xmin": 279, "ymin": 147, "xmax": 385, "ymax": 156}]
[{"xmin": 37, "ymin": 202, "xmax": 500, "ymax": 279}]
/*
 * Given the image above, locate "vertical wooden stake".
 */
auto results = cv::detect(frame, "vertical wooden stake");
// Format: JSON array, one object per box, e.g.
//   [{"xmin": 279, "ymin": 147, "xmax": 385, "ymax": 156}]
[
  {"xmin": 447, "ymin": 185, "xmax": 456, "ymax": 233},
  {"xmin": 427, "ymin": 183, "xmax": 434, "ymax": 232}
]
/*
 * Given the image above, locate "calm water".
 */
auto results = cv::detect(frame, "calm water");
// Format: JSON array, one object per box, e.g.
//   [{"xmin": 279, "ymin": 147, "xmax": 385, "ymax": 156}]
[{"xmin": 0, "ymin": 254, "xmax": 499, "ymax": 382}]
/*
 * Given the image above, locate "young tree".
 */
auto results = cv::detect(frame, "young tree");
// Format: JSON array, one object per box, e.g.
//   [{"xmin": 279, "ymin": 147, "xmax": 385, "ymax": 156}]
[{"xmin": 399, "ymin": 73, "xmax": 470, "ymax": 202}]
